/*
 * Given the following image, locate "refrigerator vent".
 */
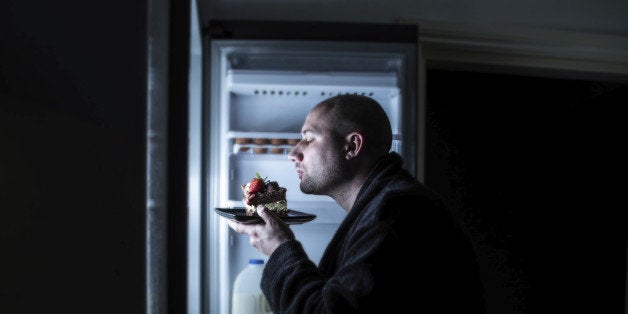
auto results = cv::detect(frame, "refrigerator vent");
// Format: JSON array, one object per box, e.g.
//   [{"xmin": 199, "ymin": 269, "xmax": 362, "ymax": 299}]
[
  {"xmin": 253, "ymin": 90, "xmax": 308, "ymax": 96},
  {"xmin": 228, "ymin": 70, "xmax": 399, "ymax": 99},
  {"xmin": 251, "ymin": 90, "xmax": 378, "ymax": 97},
  {"xmin": 320, "ymin": 91, "xmax": 375, "ymax": 97}
]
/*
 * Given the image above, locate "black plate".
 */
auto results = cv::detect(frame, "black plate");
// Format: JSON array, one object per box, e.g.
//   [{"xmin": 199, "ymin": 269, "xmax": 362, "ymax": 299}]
[{"xmin": 214, "ymin": 207, "xmax": 317, "ymax": 225}]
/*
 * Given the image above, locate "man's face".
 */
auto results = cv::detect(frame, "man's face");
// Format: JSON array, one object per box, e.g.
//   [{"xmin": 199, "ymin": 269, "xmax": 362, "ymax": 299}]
[{"xmin": 288, "ymin": 106, "xmax": 348, "ymax": 196}]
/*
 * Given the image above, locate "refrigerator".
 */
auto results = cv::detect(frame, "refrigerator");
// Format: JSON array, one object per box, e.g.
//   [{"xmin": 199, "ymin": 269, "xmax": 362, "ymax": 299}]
[{"xmin": 199, "ymin": 20, "xmax": 419, "ymax": 314}]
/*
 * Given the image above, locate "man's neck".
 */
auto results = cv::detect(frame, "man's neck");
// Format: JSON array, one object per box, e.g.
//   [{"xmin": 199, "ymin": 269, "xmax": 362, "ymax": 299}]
[{"xmin": 334, "ymin": 179, "xmax": 365, "ymax": 213}]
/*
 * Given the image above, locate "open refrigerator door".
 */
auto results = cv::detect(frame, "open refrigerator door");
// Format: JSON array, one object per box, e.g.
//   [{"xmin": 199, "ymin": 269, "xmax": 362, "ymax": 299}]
[{"xmin": 200, "ymin": 21, "xmax": 418, "ymax": 314}]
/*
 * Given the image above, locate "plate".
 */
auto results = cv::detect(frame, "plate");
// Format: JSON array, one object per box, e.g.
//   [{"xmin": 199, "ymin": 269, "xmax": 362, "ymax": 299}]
[{"xmin": 214, "ymin": 207, "xmax": 316, "ymax": 225}]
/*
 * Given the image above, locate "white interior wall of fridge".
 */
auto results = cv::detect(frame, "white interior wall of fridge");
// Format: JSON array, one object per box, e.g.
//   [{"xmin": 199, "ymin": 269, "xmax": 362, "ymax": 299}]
[
  {"xmin": 207, "ymin": 40, "xmax": 415, "ymax": 314},
  {"xmin": 226, "ymin": 70, "xmax": 402, "ymax": 134}
]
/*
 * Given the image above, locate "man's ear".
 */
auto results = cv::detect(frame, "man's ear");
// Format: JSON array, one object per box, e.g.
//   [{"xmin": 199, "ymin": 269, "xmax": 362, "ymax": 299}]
[{"xmin": 344, "ymin": 132, "xmax": 364, "ymax": 160}]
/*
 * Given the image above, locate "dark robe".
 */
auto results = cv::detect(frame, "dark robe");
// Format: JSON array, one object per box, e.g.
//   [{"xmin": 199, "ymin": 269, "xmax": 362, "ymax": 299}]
[{"xmin": 262, "ymin": 152, "xmax": 485, "ymax": 313}]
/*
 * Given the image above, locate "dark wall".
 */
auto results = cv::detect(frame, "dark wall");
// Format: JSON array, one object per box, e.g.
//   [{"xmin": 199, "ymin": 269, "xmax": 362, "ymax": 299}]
[
  {"xmin": 425, "ymin": 69, "xmax": 627, "ymax": 314},
  {"xmin": 1, "ymin": 1, "xmax": 147, "ymax": 313}
]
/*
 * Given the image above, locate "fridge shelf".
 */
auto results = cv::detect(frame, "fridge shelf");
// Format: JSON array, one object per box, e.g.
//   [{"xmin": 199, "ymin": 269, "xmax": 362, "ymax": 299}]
[
  {"xmin": 227, "ymin": 131, "xmax": 301, "ymax": 140},
  {"xmin": 232, "ymin": 144, "xmax": 294, "ymax": 155},
  {"xmin": 228, "ymin": 131, "xmax": 300, "ymax": 155}
]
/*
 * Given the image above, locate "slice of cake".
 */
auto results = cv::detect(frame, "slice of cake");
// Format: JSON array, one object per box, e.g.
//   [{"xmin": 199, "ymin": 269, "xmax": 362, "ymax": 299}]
[{"xmin": 241, "ymin": 173, "xmax": 288, "ymax": 217}]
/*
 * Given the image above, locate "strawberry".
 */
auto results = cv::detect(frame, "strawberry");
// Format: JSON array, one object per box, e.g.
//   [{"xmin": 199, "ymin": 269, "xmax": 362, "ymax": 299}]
[{"xmin": 247, "ymin": 173, "xmax": 267, "ymax": 194}]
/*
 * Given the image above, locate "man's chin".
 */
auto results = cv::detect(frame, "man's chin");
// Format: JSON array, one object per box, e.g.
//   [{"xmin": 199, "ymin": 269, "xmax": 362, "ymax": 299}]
[{"xmin": 299, "ymin": 184, "xmax": 315, "ymax": 195}]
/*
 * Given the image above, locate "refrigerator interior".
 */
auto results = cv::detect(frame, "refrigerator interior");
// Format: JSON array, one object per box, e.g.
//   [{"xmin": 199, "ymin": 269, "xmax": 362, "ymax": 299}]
[{"xmin": 204, "ymin": 38, "xmax": 416, "ymax": 314}]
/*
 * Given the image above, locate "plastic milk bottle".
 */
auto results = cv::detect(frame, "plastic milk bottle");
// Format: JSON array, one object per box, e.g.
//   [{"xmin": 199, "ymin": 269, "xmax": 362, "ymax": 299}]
[{"xmin": 231, "ymin": 259, "xmax": 272, "ymax": 314}]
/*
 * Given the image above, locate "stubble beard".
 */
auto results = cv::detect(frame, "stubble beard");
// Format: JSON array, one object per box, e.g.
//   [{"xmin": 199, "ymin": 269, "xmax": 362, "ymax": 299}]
[{"xmin": 299, "ymin": 157, "xmax": 347, "ymax": 196}]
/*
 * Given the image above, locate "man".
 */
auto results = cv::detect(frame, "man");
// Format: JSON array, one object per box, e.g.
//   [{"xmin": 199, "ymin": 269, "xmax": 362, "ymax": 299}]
[{"xmin": 228, "ymin": 94, "xmax": 485, "ymax": 313}]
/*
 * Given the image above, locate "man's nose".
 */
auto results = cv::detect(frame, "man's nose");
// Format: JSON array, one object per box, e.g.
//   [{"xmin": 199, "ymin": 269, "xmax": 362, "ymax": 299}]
[{"xmin": 288, "ymin": 145, "xmax": 301, "ymax": 162}]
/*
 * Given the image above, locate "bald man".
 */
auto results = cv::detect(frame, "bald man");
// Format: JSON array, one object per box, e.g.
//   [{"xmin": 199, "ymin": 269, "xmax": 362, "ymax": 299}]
[{"xmin": 228, "ymin": 95, "xmax": 485, "ymax": 313}]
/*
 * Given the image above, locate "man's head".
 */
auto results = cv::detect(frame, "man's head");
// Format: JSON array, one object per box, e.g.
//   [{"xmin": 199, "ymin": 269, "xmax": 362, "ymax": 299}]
[
  {"xmin": 317, "ymin": 94, "xmax": 393, "ymax": 156},
  {"xmin": 288, "ymin": 94, "xmax": 392, "ymax": 198}
]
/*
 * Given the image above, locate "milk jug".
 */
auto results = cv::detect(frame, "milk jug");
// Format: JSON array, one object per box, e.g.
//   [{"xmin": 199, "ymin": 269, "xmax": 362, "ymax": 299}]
[{"xmin": 231, "ymin": 259, "xmax": 272, "ymax": 314}]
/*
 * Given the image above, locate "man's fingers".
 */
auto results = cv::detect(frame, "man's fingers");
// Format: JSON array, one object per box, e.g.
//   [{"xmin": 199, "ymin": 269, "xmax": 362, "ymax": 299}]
[
  {"xmin": 226, "ymin": 219, "xmax": 238, "ymax": 231},
  {"xmin": 256, "ymin": 205, "xmax": 276, "ymax": 223},
  {"xmin": 227, "ymin": 219, "xmax": 247, "ymax": 234}
]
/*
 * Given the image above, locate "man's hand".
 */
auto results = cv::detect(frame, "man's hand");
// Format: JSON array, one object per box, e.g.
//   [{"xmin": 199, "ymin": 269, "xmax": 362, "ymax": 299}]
[{"xmin": 227, "ymin": 205, "xmax": 296, "ymax": 256}]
